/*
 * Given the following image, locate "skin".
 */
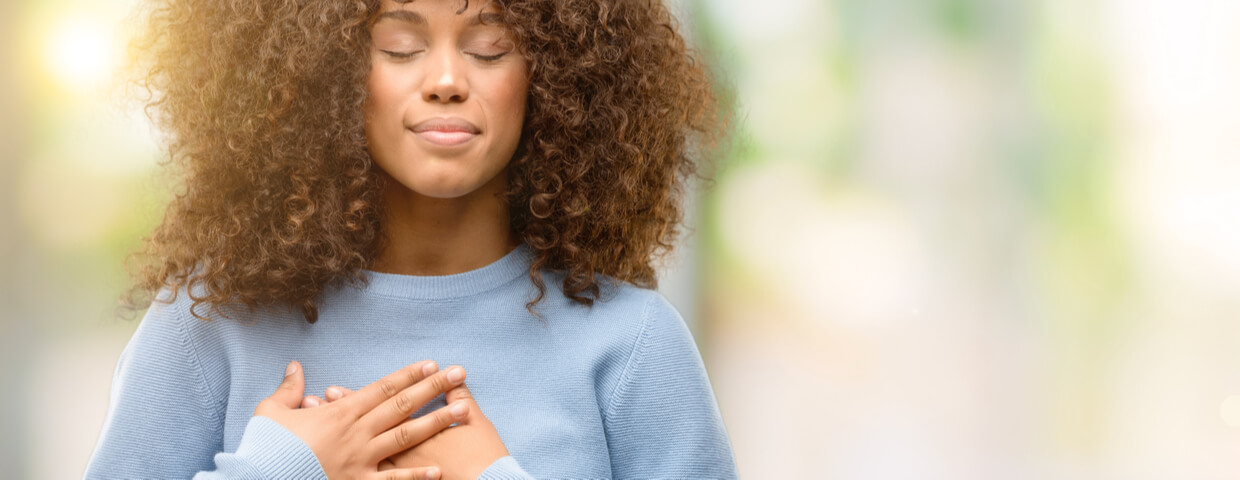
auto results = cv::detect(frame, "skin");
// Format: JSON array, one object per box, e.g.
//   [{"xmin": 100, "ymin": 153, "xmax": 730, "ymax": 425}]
[
  {"xmin": 305, "ymin": 383, "xmax": 510, "ymax": 480},
  {"xmin": 364, "ymin": 0, "xmax": 529, "ymax": 275},
  {"xmin": 256, "ymin": 0, "xmax": 524, "ymax": 478},
  {"xmin": 255, "ymin": 360, "xmax": 464, "ymax": 480}
]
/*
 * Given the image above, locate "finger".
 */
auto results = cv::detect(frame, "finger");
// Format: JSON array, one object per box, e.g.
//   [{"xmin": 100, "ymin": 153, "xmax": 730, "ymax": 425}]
[
  {"xmin": 325, "ymin": 385, "xmax": 355, "ymax": 402},
  {"xmin": 359, "ymin": 365, "xmax": 466, "ymax": 435},
  {"xmin": 267, "ymin": 361, "xmax": 305, "ymax": 409},
  {"xmin": 345, "ymin": 360, "xmax": 438, "ymax": 418},
  {"xmin": 444, "ymin": 383, "xmax": 479, "ymax": 424},
  {"xmin": 367, "ymin": 400, "xmax": 470, "ymax": 464},
  {"xmin": 301, "ymin": 395, "xmax": 323, "ymax": 408},
  {"xmin": 444, "ymin": 383, "xmax": 474, "ymax": 405},
  {"xmin": 368, "ymin": 466, "xmax": 440, "ymax": 480}
]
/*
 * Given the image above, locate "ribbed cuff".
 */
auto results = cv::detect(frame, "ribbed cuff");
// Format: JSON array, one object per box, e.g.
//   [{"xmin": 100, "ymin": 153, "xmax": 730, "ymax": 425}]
[
  {"xmin": 478, "ymin": 456, "xmax": 535, "ymax": 480},
  {"xmin": 233, "ymin": 415, "xmax": 327, "ymax": 480}
]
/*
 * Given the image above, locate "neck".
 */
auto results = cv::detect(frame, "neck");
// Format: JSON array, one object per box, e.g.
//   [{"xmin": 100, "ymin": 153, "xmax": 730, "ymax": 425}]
[{"xmin": 371, "ymin": 171, "xmax": 518, "ymax": 276}]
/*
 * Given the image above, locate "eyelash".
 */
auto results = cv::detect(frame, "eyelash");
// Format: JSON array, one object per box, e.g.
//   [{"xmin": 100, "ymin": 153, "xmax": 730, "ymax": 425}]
[
  {"xmin": 471, "ymin": 52, "xmax": 507, "ymax": 62},
  {"xmin": 380, "ymin": 50, "xmax": 508, "ymax": 62},
  {"xmin": 381, "ymin": 50, "xmax": 419, "ymax": 59}
]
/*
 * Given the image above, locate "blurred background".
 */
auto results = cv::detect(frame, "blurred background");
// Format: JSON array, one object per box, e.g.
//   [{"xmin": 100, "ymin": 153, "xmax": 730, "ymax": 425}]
[{"xmin": 3, "ymin": 0, "xmax": 1239, "ymax": 478}]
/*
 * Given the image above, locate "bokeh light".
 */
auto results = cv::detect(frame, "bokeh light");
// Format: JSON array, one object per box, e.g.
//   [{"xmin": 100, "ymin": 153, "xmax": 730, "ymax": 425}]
[
  {"xmin": 1220, "ymin": 395, "xmax": 1240, "ymax": 428},
  {"xmin": 42, "ymin": 16, "xmax": 118, "ymax": 94}
]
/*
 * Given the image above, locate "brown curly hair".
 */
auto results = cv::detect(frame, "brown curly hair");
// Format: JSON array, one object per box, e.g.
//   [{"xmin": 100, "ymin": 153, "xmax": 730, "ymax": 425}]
[{"xmin": 123, "ymin": 0, "xmax": 725, "ymax": 323}]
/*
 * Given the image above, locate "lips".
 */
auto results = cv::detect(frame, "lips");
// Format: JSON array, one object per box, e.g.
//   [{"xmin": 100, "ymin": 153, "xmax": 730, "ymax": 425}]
[
  {"xmin": 411, "ymin": 117, "xmax": 481, "ymax": 134},
  {"xmin": 409, "ymin": 117, "xmax": 481, "ymax": 148}
]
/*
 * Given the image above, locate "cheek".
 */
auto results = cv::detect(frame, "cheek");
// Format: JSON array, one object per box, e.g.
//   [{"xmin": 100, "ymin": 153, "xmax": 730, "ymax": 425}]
[
  {"xmin": 363, "ymin": 69, "xmax": 408, "ymax": 167},
  {"xmin": 363, "ymin": 75, "xmax": 383, "ymax": 135},
  {"xmin": 491, "ymin": 73, "xmax": 529, "ymax": 129},
  {"xmin": 365, "ymin": 66, "xmax": 403, "ymax": 125}
]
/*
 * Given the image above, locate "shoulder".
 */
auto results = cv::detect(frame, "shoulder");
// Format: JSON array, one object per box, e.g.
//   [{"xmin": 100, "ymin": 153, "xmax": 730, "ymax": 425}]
[
  {"xmin": 603, "ymin": 283, "xmax": 692, "ymax": 352},
  {"xmin": 535, "ymin": 270, "xmax": 681, "ymax": 323},
  {"xmin": 137, "ymin": 284, "xmax": 243, "ymax": 356},
  {"xmin": 127, "ymin": 283, "xmax": 260, "ymax": 406},
  {"xmin": 535, "ymin": 273, "xmax": 705, "ymax": 402},
  {"xmin": 530, "ymin": 268, "xmax": 696, "ymax": 336},
  {"xmin": 143, "ymin": 280, "xmax": 301, "ymax": 340},
  {"xmin": 604, "ymin": 283, "xmax": 700, "ymax": 370},
  {"xmin": 108, "ymin": 285, "xmax": 237, "ymax": 428},
  {"xmin": 133, "ymin": 284, "xmax": 211, "ymax": 352},
  {"xmin": 530, "ymin": 271, "xmax": 693, "ymax": 354}
]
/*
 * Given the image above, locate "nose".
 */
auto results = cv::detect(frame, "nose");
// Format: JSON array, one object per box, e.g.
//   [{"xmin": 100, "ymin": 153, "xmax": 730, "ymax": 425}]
[{"xmin": 421, "ymin": 48, "xmax": 469, "ymax": 103}]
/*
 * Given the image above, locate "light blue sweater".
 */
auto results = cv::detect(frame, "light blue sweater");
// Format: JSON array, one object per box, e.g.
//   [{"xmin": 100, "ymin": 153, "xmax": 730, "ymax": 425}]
[{"xmin": 84, "ymin": 244, "xmax": 737, "ymax": 479}]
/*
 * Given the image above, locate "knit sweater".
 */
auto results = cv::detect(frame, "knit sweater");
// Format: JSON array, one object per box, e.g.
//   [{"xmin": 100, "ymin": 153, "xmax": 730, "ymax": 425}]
[{"xmin": 83, "ymin": 244, "xmax": 737, "ymax": 479}]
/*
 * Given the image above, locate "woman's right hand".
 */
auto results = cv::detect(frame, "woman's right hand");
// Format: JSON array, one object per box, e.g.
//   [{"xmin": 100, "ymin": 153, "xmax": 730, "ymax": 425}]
[{"xmin": 254, "ymin": 360, "xmax": 466, "ymax": 480}]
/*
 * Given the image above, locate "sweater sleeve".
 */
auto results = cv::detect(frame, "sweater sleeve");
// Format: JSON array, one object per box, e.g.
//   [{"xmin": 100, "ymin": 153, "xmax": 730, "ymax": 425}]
[
  {"xmin": 601, "ymin": 294, "xmax": 739, "ymax": 480},
  {"xmin": 477, "ymin": 455, "xmax": 535, "ymax": 479},
  {"xmin": 83, "ymin": 296, "xmax": 326, "ymax": 480}
]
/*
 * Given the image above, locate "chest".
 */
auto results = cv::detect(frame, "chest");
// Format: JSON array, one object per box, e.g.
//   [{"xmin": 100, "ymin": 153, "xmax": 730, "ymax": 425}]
[{"xmin": 217, "ymin": 345, "xmax": 616, "ymax": 479}]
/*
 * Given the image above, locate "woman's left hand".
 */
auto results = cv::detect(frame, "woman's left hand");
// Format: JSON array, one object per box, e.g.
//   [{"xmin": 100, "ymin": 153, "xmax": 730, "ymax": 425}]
[{"xmin": 305, "ymin": 382, "xmax": 510, "ymax": 480}]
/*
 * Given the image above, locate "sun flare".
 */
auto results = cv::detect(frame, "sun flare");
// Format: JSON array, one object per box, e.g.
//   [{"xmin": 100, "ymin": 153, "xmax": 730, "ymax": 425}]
[{"xmin": 43, "ymin": 16, "xmax": 116, "ymax": 93}]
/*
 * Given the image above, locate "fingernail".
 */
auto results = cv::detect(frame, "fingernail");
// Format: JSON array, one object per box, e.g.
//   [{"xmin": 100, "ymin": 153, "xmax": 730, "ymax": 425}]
[
  {"xmin": 285, "ymin": 362, "xmax": 297, "ymax": 377},
  {"xmin": 447, "ymin": 366, "xmax": 464, "ymax": 383},
  {"xmin": 305, "ymin": 397, "xmax": 320, "ymax": 407},
  {"xmin": 422, "ymin": 361, "xmax": 438, "ymax": 376},
  {"xmin": 450, "ymin": 401, "xmax": 468, "ymax": 418},
  {"xmin": 427, "ymin": 467, "xmax": 440, "ymax": 480},
  {"xmin": 326, "ymin": 387, "xmax": 341, "ymax": 401}
]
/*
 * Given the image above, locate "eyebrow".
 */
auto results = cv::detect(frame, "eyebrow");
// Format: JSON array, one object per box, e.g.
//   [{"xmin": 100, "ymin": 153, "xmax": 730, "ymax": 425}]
[
  {"xmin": 376, "ymin": 10, "xmax": 427, "ymax": 26},
  {"xmin": 470, "ymin": 12, "xmax": 504, "ymax": 26},
  {"xmin": 374, "ymin": 10, "xmax": 504, "ymax": 27}
]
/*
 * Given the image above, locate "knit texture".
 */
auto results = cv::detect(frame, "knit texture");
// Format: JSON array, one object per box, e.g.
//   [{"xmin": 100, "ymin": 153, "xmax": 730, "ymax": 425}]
[{"xmin": 84, "ymin": 245, "xmax": 737, "ymax": 479}]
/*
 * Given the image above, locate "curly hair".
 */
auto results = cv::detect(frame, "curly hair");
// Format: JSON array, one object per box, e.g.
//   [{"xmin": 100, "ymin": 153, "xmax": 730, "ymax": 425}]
[{"xmin": 123, "ymin": 0, "xmax": 725, "ymax": 323}]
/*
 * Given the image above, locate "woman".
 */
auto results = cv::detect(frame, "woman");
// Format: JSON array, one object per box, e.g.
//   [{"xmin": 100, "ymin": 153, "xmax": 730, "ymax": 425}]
[{"xmin": 86, "ymin": 0, "xmax": 735, "ymax": 478}]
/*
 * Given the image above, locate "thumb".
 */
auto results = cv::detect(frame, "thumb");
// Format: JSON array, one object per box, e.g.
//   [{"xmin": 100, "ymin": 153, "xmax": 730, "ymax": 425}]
[{"xmin": 269, "ymin": 361, "xmax": 306, "ymax": 409}]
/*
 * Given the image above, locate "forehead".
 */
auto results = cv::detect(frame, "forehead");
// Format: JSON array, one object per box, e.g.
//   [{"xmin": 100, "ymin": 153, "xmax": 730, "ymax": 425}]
[
  {"xmin": 374, "ymin": 0, "xmax": 504, "ymax": 26},
  {"xmin": 377, "ymin": 0, "xmax": 499, "ymax": 15}
]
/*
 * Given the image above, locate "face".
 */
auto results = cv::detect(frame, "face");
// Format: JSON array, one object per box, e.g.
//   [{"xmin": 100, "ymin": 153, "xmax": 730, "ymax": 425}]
[{"xmin": 364, "ymin": 0, "xmax": 529, "ymax": 200}]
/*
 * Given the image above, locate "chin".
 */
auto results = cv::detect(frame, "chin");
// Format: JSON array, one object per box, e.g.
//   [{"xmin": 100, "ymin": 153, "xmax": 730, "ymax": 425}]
[
  {"xmin": 380, "ymin": 158, "xmax": 509, "ymax": 201},
  {"xmin": 401, "ymin": 176, "xmax": 487, "ymax": 200},
  {"xmin": 414, "ymin": 187, "xmax": 479, "ymax": 200}
]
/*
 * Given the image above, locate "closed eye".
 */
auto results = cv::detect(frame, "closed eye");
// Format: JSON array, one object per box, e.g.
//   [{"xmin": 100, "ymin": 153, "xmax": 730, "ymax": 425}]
[
  {"xmin": 470, "ymin": 52, "xmax": 508, "ymax": 62},
  {"xmin": 381, "ymin": 50, "xmax": 422, "ymax": 59}
]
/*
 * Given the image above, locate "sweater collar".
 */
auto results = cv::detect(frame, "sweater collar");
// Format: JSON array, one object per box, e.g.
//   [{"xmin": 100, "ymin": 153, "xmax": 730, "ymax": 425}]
[{"xmin": 359, "ymin": 243, "xmax": 533, "ymax": 300}]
